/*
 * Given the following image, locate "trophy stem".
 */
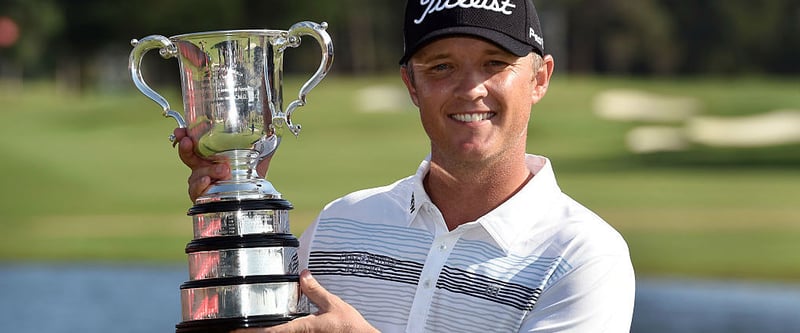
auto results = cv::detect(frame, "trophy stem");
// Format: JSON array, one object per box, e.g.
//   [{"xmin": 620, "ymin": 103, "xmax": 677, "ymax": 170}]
[
  {"xmin": 220, "ymin": 149, "xmax": 263, "ymax": 181},
  {"xmin": 194, "ymin": 149, "xmax": 281, "ymax": 204}
]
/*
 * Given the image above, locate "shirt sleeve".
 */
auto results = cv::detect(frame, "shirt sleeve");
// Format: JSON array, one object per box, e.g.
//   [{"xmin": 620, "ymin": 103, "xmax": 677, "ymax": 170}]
[{"xmin": 519, "ymin": 254, "xmax": 636, "ymax": 332}]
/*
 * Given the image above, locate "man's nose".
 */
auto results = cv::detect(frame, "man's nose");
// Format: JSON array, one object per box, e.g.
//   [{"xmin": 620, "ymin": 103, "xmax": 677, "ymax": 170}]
[{"xmin": 453, "ymin": 69, "xmax": 489, "ymax": 101}]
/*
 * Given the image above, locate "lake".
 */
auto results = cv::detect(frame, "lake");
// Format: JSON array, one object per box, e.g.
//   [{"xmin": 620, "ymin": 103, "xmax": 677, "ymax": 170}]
[{"xmin": 1, "ymin": 263, "xmax": 799, "ymax": 332}]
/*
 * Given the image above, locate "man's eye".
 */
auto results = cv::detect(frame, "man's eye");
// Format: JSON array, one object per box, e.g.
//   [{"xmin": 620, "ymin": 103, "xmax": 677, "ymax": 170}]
[
  {"xmin": 430, "ymin": 63, "xmax": 450, "ymax": 71},
  {"xmin": 487, "ymin": 60, "xmax": 508, "ymax": 68}
]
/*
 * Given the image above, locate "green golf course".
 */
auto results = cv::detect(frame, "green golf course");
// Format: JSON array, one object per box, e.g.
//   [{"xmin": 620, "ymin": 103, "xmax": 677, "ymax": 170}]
[{"xmin": 1, "ymin": 74, "xmax": 798, "ymax": 282}]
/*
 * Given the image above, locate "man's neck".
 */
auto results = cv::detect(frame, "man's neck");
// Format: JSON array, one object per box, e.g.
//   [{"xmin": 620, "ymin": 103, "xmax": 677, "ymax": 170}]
[{"xmin": 424, "ymin": 154, "xmax": 532, "ymax": 231}]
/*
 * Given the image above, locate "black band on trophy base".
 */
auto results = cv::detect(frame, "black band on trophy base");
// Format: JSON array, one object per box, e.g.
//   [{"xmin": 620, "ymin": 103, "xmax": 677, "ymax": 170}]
[
  {"xmin": 185, "ymin": 234, "xmax": 300, "ymax": 253},
  {"xmin": 180, "ymin": 275, "xmax": 300, "ymax": 289},
  {"xmin": 175, "ymin": 313, "xmax": 311, "ymax": 333},
  {"xmin": 188, "ymin": 198, "xmax": 294, "ymax": 216}
]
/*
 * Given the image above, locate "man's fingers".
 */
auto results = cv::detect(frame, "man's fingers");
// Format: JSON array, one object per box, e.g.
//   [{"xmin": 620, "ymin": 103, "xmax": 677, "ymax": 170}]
[
  {"xmin": 171, "ymin": 128, "xmax": 187, "ymax": 147},
  {"xmin": 177, "ymin": 135, "xmax": 202, "ymax": 167},
  {"xmin": 188, "ymin": 175, "xmax": 211, "ymax": 202},
  {"xmin": 188, "ymin": 164, "xmax": 230, "ymax": 183},
  {"xmin": 299, "ymin": 270, "xmax": 335, "ymax": 311},
  {"xmin": 188, "ymin": 164, "xmax": 230, "ymax": 200}
]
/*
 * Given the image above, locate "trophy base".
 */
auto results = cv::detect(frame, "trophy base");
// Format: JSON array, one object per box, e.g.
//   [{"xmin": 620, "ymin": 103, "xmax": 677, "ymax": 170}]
[
  {"xmin": 196, "ymin": 178, "xmax": 284, "ymax": 204},
  {"xmin": 175, "ymin": 313, "xmax": 310, "ymax": 333},
  {"xmin": 188, "ymin": 198, "xmax": 293, "ymax": 215}
]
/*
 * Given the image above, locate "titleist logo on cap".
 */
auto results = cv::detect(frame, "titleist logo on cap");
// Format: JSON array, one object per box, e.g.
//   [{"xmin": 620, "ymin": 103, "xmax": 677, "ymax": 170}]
[
  {"xmin": 399, "ymin": 0, "xmax": 545, "ymax": 64},
  {"xmin": 414, "ymin": 0, "xmax": 518, "ymax": 24}
]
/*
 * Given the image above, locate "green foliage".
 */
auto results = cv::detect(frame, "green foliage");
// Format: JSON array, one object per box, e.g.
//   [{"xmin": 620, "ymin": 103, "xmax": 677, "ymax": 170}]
[
  {"xmin": 3, "ymin": 0, "xmax": 799, "ymax": 78},
  {"xmin": 0, "ymin": 0, "xmax": 64, "ymax": 74}
]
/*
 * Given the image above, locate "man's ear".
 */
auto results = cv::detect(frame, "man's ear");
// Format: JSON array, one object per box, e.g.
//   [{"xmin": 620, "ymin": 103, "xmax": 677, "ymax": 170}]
[
  {"xmin": 401, "ymin": 66, "xmax": 420, "ymax": 107},
  {"xmin": 531, "ymin": 54, "xmax": 555, "ymax": 104}
]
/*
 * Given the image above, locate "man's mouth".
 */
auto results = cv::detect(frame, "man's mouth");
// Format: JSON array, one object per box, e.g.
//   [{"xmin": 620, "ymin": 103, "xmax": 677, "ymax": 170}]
[{"xmin": 450, "ymin": 112, "xmax": 495, "ymax": 123}]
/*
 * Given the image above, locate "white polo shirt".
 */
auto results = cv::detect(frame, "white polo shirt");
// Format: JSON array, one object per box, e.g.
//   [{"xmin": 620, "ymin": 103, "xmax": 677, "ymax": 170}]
[{"xmin": 298, "ymin": 155, "xmax": 635, "ymax": 332}]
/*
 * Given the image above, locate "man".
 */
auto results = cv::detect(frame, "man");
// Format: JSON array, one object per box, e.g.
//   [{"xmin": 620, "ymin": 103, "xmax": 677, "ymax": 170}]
[{"xmin": 176, "ymin": 0, "xmax": 635, "ymax": 332}]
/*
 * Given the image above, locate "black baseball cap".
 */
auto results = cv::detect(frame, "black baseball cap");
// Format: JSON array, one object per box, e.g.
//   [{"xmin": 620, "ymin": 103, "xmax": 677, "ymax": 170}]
[{"xmin": 400, "ymin": 0, "xmax": 545, "ymax": 64}]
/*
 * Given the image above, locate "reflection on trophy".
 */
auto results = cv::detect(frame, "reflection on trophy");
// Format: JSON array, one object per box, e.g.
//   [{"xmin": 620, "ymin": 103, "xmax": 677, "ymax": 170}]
[{"xmin": 128, "ymin": 21, "xmax": 334, "ymax": 332}]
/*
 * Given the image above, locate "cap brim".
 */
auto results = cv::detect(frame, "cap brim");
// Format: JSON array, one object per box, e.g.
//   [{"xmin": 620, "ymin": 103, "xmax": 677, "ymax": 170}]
[{"xmin": 400, "ymin": 26, "xmax": 532, "ymax": 64}]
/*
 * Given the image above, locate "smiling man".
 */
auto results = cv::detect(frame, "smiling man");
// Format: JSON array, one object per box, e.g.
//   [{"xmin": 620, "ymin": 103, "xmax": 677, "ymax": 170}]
[{"xmin": 177, "ymin": 0, "xmax": 635, "ymax": 332}]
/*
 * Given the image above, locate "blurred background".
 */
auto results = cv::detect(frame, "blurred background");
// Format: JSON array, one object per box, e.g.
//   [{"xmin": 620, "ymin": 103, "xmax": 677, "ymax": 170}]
[{"xmin": 1, "ymin": 0, "xmax": 799, "ymax": 332}]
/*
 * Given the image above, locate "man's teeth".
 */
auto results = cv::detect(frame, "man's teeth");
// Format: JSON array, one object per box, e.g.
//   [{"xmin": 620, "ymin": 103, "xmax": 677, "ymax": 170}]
[{"xmin": 451, "ymin": 113, "xmax": 493, "ymax": 122}]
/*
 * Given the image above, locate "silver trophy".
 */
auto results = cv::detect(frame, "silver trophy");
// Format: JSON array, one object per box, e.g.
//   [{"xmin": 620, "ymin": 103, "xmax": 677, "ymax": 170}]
[{"xmin": 129, "ymin": 21, "xmax": 333, "ymax": 332}]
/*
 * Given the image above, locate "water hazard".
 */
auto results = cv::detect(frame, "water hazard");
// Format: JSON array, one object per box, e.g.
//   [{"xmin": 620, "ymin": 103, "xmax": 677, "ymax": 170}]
[{"xmin": 1, "ymin": 263, "xmax": 799, "ymax": 332}]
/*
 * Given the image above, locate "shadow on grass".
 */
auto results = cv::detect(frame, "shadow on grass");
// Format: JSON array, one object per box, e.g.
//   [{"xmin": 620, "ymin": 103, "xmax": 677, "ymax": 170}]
[
  {"xmin": 557, "ymin": 144, "xmax": 800, "ymax": 172},
  {"xmin": 634, "ymin": 144, "xmax": 800, "ymax": 169}
]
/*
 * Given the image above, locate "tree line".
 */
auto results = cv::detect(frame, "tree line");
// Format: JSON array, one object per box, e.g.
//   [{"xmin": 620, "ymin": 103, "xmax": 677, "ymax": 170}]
[{"xmin": 1, "ymin": 0, "xmax": 798, "ymax": 85}]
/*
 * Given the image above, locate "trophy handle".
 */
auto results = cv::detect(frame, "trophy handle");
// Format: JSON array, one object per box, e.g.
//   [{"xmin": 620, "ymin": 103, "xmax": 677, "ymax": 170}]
[
  {"xmin": 281, "ymin": 21, "xmax": 335, "ymax": 137},
  {"xmin": 129, "ymin": 35, "xmax": 188, "ymax": 135}
]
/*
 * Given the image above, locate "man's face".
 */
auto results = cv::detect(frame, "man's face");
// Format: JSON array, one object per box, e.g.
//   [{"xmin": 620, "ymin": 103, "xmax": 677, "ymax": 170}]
[{"xmin": 402, "ymin": 36, "xmax": 552, "ymax": 165}]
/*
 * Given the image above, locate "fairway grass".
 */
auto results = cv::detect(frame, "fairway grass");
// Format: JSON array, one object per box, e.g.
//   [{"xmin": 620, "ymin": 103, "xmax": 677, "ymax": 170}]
[{"xmin": 1, "ymin": 75, "xmax": 798, "ymax": 282}]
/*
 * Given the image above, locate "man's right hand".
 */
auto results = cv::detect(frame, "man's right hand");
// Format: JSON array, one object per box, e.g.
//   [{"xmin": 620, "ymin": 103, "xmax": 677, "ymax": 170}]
[{"xmin": 173, "ymin": 128, "xmax": 231, "ymax": 202}]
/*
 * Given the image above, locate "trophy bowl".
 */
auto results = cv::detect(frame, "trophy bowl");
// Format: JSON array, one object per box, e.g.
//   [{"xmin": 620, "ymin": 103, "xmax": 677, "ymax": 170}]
[{"xmin": 130, "ymin": 22, "xmax": 334, "ymax": 204}]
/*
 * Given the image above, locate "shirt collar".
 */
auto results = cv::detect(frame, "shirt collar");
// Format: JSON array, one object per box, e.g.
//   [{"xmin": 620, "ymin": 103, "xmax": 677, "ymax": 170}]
[
  {"xmin": 478, "ymin": 155, "xmax": 562, "ymax": 252},
  {"xmin": 406, "ymin": 155, "xmax": 433, "ymax": 228},
  {"xmin": 404, "ymin": 154, "xmax": 562, "ymax": 251}
]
